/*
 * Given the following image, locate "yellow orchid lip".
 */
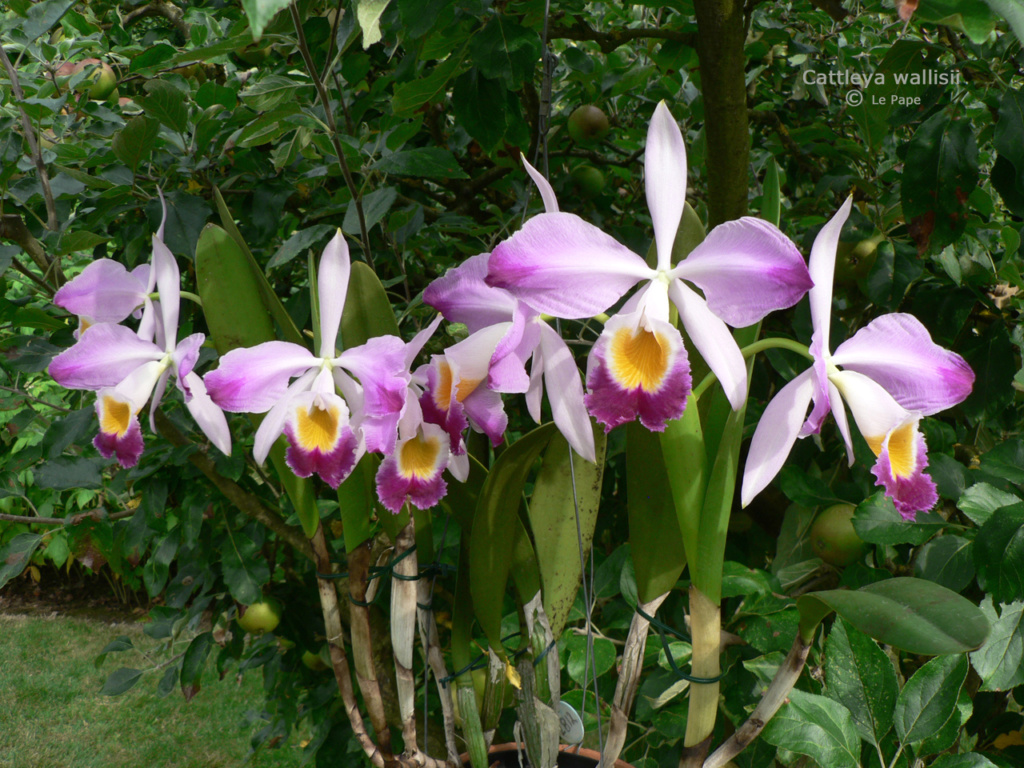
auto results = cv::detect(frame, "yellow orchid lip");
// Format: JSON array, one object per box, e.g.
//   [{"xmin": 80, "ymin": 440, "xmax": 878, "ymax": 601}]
[
  {"xmin": 607, "ymin": 324, "xmax": 671, "ymax": 393},
  {"xmin": 433, "ymin": 360, "xmax": 482, "ymax": 411},
  {"xmin": 293, "ymin": 402, "xmax": 343, "ymax": 453},
  {"xmin": 398, "ymin": 433, "xmax": 444, "ymax": 480},
  {"xmin": 865, "ymin": 421, "xmax": 917, "ymax": 479},
  {"xmin": 98, "ymin": 393, "xmax": 134, "ymax": 438}
]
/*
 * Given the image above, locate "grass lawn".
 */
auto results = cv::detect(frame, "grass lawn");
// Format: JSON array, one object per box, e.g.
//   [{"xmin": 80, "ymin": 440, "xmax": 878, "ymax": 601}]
[{"xmin": 0, "ymin": 612, "xmax": 307, "ymax": 768}]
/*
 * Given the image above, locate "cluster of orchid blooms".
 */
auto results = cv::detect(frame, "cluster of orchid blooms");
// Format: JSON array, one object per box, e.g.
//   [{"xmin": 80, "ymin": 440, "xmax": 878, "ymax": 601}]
[{"xmin": 48, "ymin": 103, "xmax": 975, "ymax": 520}]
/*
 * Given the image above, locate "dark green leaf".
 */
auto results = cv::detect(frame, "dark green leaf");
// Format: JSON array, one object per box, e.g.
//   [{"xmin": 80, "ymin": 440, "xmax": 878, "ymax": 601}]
[
  {"xmin": 760, "ymin": 689, "xmax": 861, "ymax": 768},
  {"xmin": 468, "ymin": 15, "xmax": 541, "ymax": 87},
  {"xmin": 40, "ymin": 407, "xmax": 95, "ymax": 460},
  {"xmin": 112, "ymin": 116, "xmax": 160, "ymax": 173},
  {"xmin": 342, "ymin": 187, "xmax": 397, "ymax": 236},
  {"xmin": 969, "ymin": 597, "xmax": 1024, "ymax": 691},
  {"xmin": 372, "ymin": 148, "xmax": 469, "ymax": 179},
  {"xmin": 930, "ymin": 754, "xmax": 1001, "ymax": 768},
  {"xmin": 912, "ymin": 0, "xmax": 997, "ymax": 43},
  {"xmin": 893, "ymin": 653, "xmax": 968, "ymax": 744},
  {"xmin": 914, "ymin": 535, "xmax": 975, "ymax": 593},
  {"xmin": 852, "ymin": 493, "xmax": 946, "ymax": 545},
  {"xmin": 958, "ymin": 482, "xmax": 1022, "ymax": 527},
  {"xmin": 34, "ymin": 457, "xmax": 105, "ymax": 490},
  {"xmin": 823, "ymin": 618, "xmax": 898, "ymax": 746},
  {"xmin": 95, "ymin": 636, "xmax": 135, "ymax": 669},
  {"xmin": 391, "ymin": 43, "xmax": 468, "ymax": 117},
  {"xmin": 565, "ymin": 634, "xmax": 616, "ymax": 686},
  {"xmin": 979, "ymin": 440, "xmax": 1024, "ymax": 484},
  {"xmin": 240, "ymin": 0, "xmax": 292, "ymax": 41},
  {"xmin": 916, "ymin": 688, "xmax": 972, "ymax": 757},
  {"xmin": 266, "ymin": 225, "xmax": 334, "ymax": 270},
  {"xmin": 451, "ymin": 69, "xmax": 509, "ymax": 151},
  {"xmin": 127, "ymin": 44, "xmax": 176, "ymax": 75},
  {"xmin": 797, "ymin": 577, "xmax": 990, "ymax": 654},
  {"xmin": 222, "ymin": 529, "xmax": 270, "ymax": 604},
  {"xmin": 975, "ymin": 504, "xmax": 1024, "ymax": 603},
  {"xmin": 5, "ymin": 0, "xmax": 76, "ymax": 42},
  {"xmin": 0, "ymin": 533, "xmax": 44, "ymax": 590},
  {"xmin": 100, "ymin": 667, "xmax": 144, "ymax": 696},
  {"xmin": 137, "ymin": 80, "xmax": 189, "ymax": 134},
  {"xmin": 777, "ymin": 466, "xmax": 843, "ymax": 508},
  {"xmin": 961, "ymin": 322, "xmax": 1016, "ymax": 422},
  {"xmin": 901, "ymin": 110, "xmax": 979, "ymax": 251},
  {"xmin": 180, "ymin": 631, "xmax": 214, "ymax": 701}
]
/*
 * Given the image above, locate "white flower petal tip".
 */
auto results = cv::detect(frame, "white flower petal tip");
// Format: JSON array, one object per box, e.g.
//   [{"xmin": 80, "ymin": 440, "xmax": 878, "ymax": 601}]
[
  {"xmin": 282, "ymin": 394, "xmax": 358, "ymax": 488},
  {"xmin": 521, "ymin": 153, "xmax": 559, "ymax": 213},
  {"xmin": 584, "ymin": 312, "xmax": 691, "ymax": 433},
  {"xmin": 867, "ymin": 422, "xmax": 937, "ymax": 519},
  {"xmin": 375, "ymin": 425, "xmax": 450, "ymax": 514},
  {"xmin": 93, "ymin": 390, "xmax": 145, "ymax": 468},
  {"xmin": 646, "ymin": 101, "xmax": 688, "ymax": 271}
]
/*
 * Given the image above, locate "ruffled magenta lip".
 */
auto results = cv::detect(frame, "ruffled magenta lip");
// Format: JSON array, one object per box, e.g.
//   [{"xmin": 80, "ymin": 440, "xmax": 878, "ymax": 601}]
[
  {"xmin": 283, "ymin": 422, "xmax": 359, "ymax": 489},
  {"xmin": 94, "ymin": 419, "xmax": 145, "ymax": 468}
]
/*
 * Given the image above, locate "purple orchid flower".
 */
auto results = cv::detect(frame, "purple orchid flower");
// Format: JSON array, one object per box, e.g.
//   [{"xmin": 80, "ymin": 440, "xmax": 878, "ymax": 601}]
[
  {"xmin": 53, "ymin": 259, "xmax": 154, "ymax": 338},
  {"xmin": 423, "ymin": 156, "xmax": 596, "ymax": 462},
  {"xmin": 49, "ymin": 202, "xmax": 230, "ymax": 467},
  {"xmin": 740, "ymin": 198, "xmax": 975, "ymax": 519},
  {"xmin": 487, "ymin": 101, "xmax": 812, "ymax": 433},
  {"xmin": 203, "ymin": 230, "xmax": 408, "ymax": 489}
]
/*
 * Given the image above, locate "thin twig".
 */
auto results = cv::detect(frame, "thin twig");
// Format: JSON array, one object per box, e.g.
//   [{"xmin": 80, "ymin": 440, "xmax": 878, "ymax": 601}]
[
  {"xmin": 0, "ymin": 47, "xmax": 59, "ymax": 234},
  {"xmin": 288, "ymin": 4, "xmax": 373, "ymax": 269},
  {"xmin": 0, "ymin": 385, "xmax": 73, "ymax": 412},
  {"xmin": 0, "ymin": 508, "xmax": 136, "ymax": 526}
]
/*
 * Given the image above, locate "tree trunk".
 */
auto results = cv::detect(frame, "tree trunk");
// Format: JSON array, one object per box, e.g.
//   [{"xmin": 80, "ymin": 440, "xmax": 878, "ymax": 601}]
[{"xmin": 693, "ymin": 0, "xmax": 749, "ymax": 226}]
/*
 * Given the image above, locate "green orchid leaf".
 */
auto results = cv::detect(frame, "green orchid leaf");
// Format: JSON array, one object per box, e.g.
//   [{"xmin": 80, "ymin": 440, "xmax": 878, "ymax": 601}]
[
  {"xmin": 527, "ymin": 425, "xmax": 606, "ymax": 638},
  {"xmin": 797, "ymin": 577, "xmax": 990, "ymax": 654},
  {"xmin": 211, "ymin": 187, "xmax": 305, "ymax": 347},
  {"xmin": 469, "ymin": 423, "xmax": 557, "ymax": 654},
  {"xmin": 628, "ymin": 419, "xmax": 689, "ymax": 603},
  {"xmin": 341, "ymin": 261, "xmax": 401, "ymax": 348},
  {"xmin": 196, "ymin": 222, "xmax": 320, "ymax": 538}
]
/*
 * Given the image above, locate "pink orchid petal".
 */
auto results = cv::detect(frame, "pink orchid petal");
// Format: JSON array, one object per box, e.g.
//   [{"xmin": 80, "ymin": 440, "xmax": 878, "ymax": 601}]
[
  {"xmin": 832, "ymin": 313, "xmax": 974, "ymax": 415},
  {"xmin": 152, "ymin": 234, "xmax": 180, "ymax": 349},
  {"xmin": 172, "ymin": 333, "xmax": 206, "ymax": 397},
  {"xmin": 741, "ymin": 370, "xmax": 815, "ymax": 507},
  {"xmin": 318, "ymin": 230, "xmax": 350, "ymax": 356},
  {"xmin": 539, "ymin": 322, "xmax": 595, "ymax": 462},
  {"xmin": 800, "ymin": 330, "xmax": 832, "ymax": 437},
  {"xmin": 404, "ymin": 314, "xmax": 443, "ymax": 368},
  {"xmin": 808, "ymin": 197, "xmax": 852, "ymax": 350},
  {"xmin": 424, "ymin": 253, "xmax": 517, "ymax": 331},
  {"xmin": 334, "ymin": 334, "xmax": 408, "ymax": 418},
  {"xmin": 54, "ymin": 260, "xmax": 149, "ymax": 324},
  {"xmin": 204, "ymin": 342, "xmax": 316, "ymax": 413},
  {"xmin": 488, "ymin": 212, "xmax": 652, "ymax": 318},
  {"xmin": 829, "ymin": 369, "xmax": 915, "ymax": 442},
  {"xmin": 182, "ymin": 371, "xmax": 232, "ymax": 455},
  {"xmin": 646, "ymin": 101, "xmax": 688, "ymax": 272},
  {"xmin": 522, "ymin": 153, "xmax": 560, "ymax": 213},
  {"xmin": 146, "ymin": 367, "xmax": 171, "ymax": 434},
  {"xmin": 462, "ymin": 384, "xmax": 509, "ymax": 447},
  {"xmin": 50, "ymin": 323, "xmax": 162, "ymax": 390},
  {"xmin": 668, "ymin": 280, "xmax": 747, "ymax": 410},
  {"xmin": 526, "ymin": 346, "xmax": 545, "ymax": 423},
  {"xmin": 829, "ymin": 379, "xmax": 855, "ymax": 466},
  {"xmin": 673, "ymin": 217, "xmax": 812, "ymax": 327}
]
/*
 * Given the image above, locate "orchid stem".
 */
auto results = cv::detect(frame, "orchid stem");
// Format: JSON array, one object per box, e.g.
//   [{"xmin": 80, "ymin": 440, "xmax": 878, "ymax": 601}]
[
  {"xmin": 179, "ymin": 290, "xmax": 203, "ymax": 308},
  {"xmin": 692, "ymin": 337, "xmax": 811, "ymax": 400}
]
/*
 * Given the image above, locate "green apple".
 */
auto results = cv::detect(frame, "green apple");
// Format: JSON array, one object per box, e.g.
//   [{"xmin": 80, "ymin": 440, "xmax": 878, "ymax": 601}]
[
  {"xmin": 567, "ymin": 104, "xmax": 610, "ymax": 146},
  {"xmin": 58, "ymin": 58, "xmax": 118, "ymax": 100},
  {"xmin": 570, "ymin": 165, "xmax": 606, "ymax": 198},
  {"xmin": 811, "ymin": 503, "xmax": 866, "ymax": 567},
  {"xmin": 302, "ymin": 649, "xmax": 329, "ymax": 671},
  {"xmin": 237, "ymin": 597, "xmax": 282, "ymax": 634}
]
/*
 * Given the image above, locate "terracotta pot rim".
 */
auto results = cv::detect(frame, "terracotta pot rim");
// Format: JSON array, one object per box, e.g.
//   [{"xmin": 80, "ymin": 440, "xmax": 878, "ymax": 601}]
[{"xmin": 463, "ymin": 742, "xmax": 635, "ymax": 768}]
